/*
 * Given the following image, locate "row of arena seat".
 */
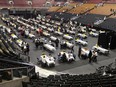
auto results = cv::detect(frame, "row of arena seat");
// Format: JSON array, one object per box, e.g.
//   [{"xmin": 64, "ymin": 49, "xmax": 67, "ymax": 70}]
[
  {"xmin": 75, "ymin": 14, "xmax": 105, "ymax": 25},
  {"xmin": 0, "ymin": 0, "xmax": 46, "ymax": 8},
  {"xmin": 0, "ymin": 32, "xmax": 23, "ymax": 62},
  {"xmin": 0, "ymin": 58, "xmax": 35, "ymax": 82},
  {"xmin": 22, "ymin": 59, "xmax": 116, "ymax": 87},
  {"xmin": 90, "ymin": 4, "xmax": 116, "ymax": 18},
  {"xmin": 50, "ymin": 12, "xmax": 76, "ymax": 21},
  {"xmin": 68, "ymin": 3, "xmax": 95, "ymax": 14},
  {"xmin": 0, "ymin": 40, "xmax": 20, "ymax": 62},
  {"xmin": 48, "ymin": 6, "xmax": 62, "ymax": 12},
  {"xmin": 96, "ymin": 18, "xmax": 116, "ymax": 31},
  {"xmin": 48, "ymin": 6, "xmax": 116, "ymax": 31},
  {"xmin": 0, "ymin": 60, "xmax": 22, "ymax": 69},
  {"xmin": 87, "ymin": 0, "xmax": 116, "ymax": 3},
  {"xmin": 23, "ymin": 72, "xmax": 116, "ymax": 87},
  {"xmin": 56, "ymin": 2, "xmax": 79, "ymax": 12},
  {"xmin": 48, "ymin": 2, "xmax": 116, "ymax": 18},
  {"xmin": 0, "ymin": 19, "xmax": 35, "ymax": 82},
  {"xmin": 0, "ymin": 20, "xmax": 32, "ymax": 62},
  {"xmin": 48, "ymin": 2, "xmax": 79, "ymax": 12}
]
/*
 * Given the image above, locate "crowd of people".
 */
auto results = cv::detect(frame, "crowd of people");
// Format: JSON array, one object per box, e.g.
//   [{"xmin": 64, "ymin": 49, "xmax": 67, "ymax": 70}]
[{"xmin": 0, "ymin": 14, "xmax": 100, "ymax": 65}]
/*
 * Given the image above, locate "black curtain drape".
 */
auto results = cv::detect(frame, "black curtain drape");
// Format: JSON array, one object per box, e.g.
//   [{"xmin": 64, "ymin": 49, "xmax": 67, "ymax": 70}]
[
  {"xmin": 98, "ymin": 33, "xmax": 109, "ymax": 49},
  {"xmin": 110, "ymin": 33, "xmax": 116, "ymax": 49}
]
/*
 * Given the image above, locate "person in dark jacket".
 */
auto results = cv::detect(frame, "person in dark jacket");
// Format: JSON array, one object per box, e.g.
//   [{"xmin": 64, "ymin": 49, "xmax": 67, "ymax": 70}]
[
  {"xmin": 55, "ymin": 38, "xmax": 59, "ymax": 48},
  {"xmin": 62, "ymin": 53, "xmax": 67, "ymax": 62},
  {"xmin": 26, "ymin": 43, "xmax": 30, "ymax": 55},
  {"xmin": 78, "ymin": 45, "xmax": 81, "ymax": 58},
  {"xmin": 35, "ymin": 40, "xmax": 39, "ymax": 49},
  {"xmin": 88, "ymin": 50, "xmax": 92, "ymax": 63}
]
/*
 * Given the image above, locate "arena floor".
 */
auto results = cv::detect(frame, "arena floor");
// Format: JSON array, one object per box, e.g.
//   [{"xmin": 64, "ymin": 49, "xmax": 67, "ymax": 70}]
[{"xmin": 23, "ymin": 31, "xmax": 116, "ymax": 76}]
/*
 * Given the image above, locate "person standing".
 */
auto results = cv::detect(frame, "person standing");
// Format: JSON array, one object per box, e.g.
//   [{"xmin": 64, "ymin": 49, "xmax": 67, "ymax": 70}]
[
  {"xmin": 62, "ymin": 52, "xmax": 67, "ymax": 62},
  {"xmin": 55, "ymin": 38, "xmax": 59, "ymax": 48},
  {"xmin": 92, "ymin": 50, "xmax": 98, "ymax": 62},
  {"xmin": 35, "ymin": 40, "xmax": 39, "ymax": 49},
  {"xmin": 88, "ymin": 50, "xmax": 92, "ymax": 63},
  {"xmin": 23, "ymin": 45, "xmax": 27, "ymax": 55},
  {"xmin": 78, "ymin": 45, "xmax": 81, "ymax": 58},
  {"xmin": 26, "ymin": 43, "xmax": 30, "ymax": 55}
]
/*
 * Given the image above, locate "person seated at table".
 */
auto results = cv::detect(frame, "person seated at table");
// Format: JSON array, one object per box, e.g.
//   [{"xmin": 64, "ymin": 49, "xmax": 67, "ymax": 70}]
[
  {"xmin": 23, "ymin": 45, "xmax": 27, "ymax": 55},
  {"xmin": 35, "ymin": 39, "xmax": 39, "ymax": 49},
  {"xmin": 33, "ymin": 38, "xmax": 37, "ymax": 42},
  {"xmin": 37, "ymin": 28, "xmax": 43, "ymax": 36},
  {"xmin": 60, "ymin": 41, "xmax": 67, "ymax": 49},
  {"xmin": 92, "ymin": 50, "xmax": 98, "ymax": 62},
  {"xmin": 48, "ymin": 40, "xmax": 54, "ymax": 47},
  {"xmin": 58, "ymin": 53, "xmax": 61, "ymax": 60},
  {"xmin": 48, "ymin": 40, "xmax": 52, "ymax": 45},
  {"xmin": 43, "ymin": 55, "xmax": 46, "ymax": 58},
  {"xmin": 61, "ymin": 52, "xmax": 67, "ymax": 62},
  {"xmin": 49, "ymin": 53, "xmax": 55, "ymax": 60},
  {"xmin": 81, "ymin": 48, "xmax": 88, "ymax": 59},
  {"xmin": 69, "ymin": 51, "xmax": 76, "ymax": 59},
  {"xmin": 21, "ymin": 29, "xmax": 25, "ymax": 36},
  {"xmin": 24, "ymin": 29, "xmax": 29, "ymax": 38},
  {"xmin": 41, "ymin": 53, "xmax": 45, "ymax": 57}
]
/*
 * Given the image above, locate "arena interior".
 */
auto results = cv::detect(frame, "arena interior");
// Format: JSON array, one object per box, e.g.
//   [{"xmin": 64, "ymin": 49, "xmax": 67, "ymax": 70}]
[{"xmin": 0, "ymin": 0, "xmax": 116, "ymax": 87}]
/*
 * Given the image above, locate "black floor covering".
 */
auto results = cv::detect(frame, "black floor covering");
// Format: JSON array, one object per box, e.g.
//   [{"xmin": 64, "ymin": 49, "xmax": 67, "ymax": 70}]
[{"xmin": 23, "ymin": 32, "xmax": 116, "ymax": 72}]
